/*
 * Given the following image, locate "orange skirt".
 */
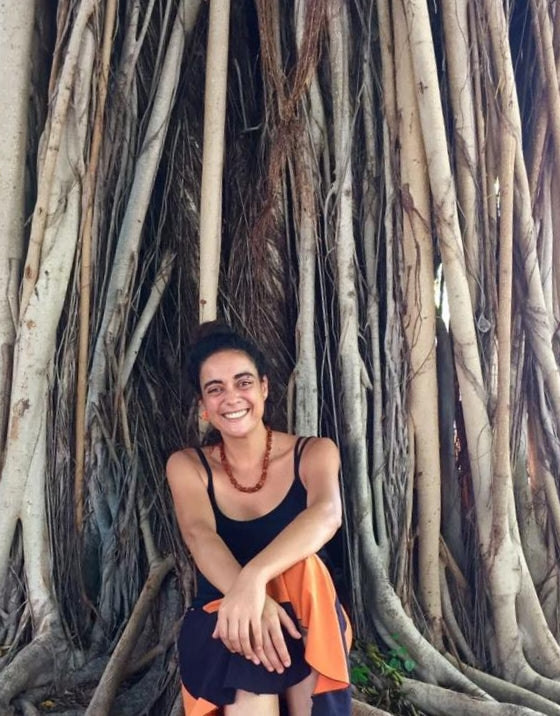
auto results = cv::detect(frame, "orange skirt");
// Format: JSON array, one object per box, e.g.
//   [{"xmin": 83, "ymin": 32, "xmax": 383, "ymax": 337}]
[{"xmin": 179, "ymin": 554, "xmax": 352, "ymax": 715}]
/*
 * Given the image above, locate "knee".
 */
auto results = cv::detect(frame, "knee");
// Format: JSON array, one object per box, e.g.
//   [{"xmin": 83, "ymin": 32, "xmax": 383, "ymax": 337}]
[{"xmin": 225, "ymin": 690, "xmax": 279, "ymax": 715}]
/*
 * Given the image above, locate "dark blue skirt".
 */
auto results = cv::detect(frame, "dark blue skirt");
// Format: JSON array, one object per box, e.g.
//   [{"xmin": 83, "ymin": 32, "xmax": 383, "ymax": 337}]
[{"xmin": 178, "ymin": 556, "xmax": 352, "ymax": 715}]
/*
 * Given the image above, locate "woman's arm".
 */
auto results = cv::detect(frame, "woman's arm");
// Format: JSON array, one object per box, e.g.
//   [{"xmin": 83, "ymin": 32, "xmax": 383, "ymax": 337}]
[
  {"xmin": 213, "ymin": 437, "xmax": 342, "ymax": 661},
  {"xmin": 246, "ymin": 436, "xmax": 341, "ymax": 582},
  {"xmin": 166, "ymin": 449, "xmax": 242, "ymax": 593}
]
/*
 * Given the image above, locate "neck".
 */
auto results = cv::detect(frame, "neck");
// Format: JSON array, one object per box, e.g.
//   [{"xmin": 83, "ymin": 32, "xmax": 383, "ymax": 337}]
[{"xmin": 221, "ymin": 422, "xmax": 268, "ymax": 465}]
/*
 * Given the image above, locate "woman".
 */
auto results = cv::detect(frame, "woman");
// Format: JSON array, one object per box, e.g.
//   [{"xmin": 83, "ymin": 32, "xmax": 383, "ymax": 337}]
[{"xmin": 167, "ymin": 322, "xmax": 352, "ymax": 715}]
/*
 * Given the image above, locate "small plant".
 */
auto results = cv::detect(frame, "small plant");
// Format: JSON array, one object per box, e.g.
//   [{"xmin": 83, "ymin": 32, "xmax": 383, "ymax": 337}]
[
  {"xmin": 350, "ymin": 639, "xmax": 424, "ymax": 716},
  {"xmin": 387, "ymin": 634, "xmax": 417, "ymax": 675},
  {"xmin": 351, "ymin": 662, "xmax": 371, "ymax": 686}
]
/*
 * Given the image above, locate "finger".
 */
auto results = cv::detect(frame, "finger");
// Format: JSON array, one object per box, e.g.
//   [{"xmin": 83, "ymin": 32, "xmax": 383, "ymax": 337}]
[
  {"xmin": 228, "ymin": 620, "xmax": 242, "ymax": 654},
  {"xmin": 216, "ymin": 628, "xmax": 234, "ymax": 653},
  {"xmin": 250, "ymin": 619, "xmax": 263, "ymax": 655},
  {"xmin": 277, "ymin": 607, "xmax": 302, "ymax": 639},
  {"xmin": 251, "ymin": 621, "xmax": 276, "ymax": 671},
  {"xmin": 258, "ymin": 631, "xmax": 284, "ymax": 673},
  {"xmin": 239, "ymin": 621, "xmax": 259, "ymax": 664},
  {"xmin": 212, "ymin": 615, "xmax": 226, "ymax": 642},
  {"xmin": 268, "ymin": 623, "xmax": 291, "ymax": 668},
  {"xmin": 213, "ymin": 612, "xmax": 235, "ymax": 652}
]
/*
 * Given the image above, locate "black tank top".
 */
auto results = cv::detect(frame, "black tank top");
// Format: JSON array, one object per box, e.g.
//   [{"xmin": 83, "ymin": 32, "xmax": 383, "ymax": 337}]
[{"xmin": 191, "ymin": 436, "xmax": 312, "ymax": 606}]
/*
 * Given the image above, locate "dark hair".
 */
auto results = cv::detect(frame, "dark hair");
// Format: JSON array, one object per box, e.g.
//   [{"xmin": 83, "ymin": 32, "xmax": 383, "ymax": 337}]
[{"xmin": 187, "ymin": 321, "xmax": 267, "ymax": 393}]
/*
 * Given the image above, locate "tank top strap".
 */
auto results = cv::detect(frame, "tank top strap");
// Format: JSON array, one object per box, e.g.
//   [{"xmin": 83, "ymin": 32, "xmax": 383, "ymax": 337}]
[
  {"xmin": 294, "ymin": 436, "xmax": 314, "ymax": 480},
  {"xmin": 193, "ymin": 447, "xmax": 217, "ymax": 503}
]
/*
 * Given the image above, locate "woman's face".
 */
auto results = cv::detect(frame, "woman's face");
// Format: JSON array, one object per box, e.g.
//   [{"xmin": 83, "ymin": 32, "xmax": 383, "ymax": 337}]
[{"xmin": 198, "ymin": 349, "xmax": 268, "ymax": 437}]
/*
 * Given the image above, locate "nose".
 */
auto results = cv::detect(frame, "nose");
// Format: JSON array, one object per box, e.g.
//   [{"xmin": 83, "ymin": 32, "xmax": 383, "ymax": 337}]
[{"xmin": 222, "ymin": 383, "xmax": 242, "ymax": 404}]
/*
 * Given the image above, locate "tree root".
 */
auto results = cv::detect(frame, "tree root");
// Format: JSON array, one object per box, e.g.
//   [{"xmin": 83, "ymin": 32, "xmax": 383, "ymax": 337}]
[
  {"xmin": 351, "ymin": 698, "xmax": 393, "ymax": 715},
  {"xmin": 445, "ymin": 656, "xmax": 560, "ymax": 716},
  {"xmin": 19, "ymin": 656, "xmax": 110, "ymax": 705},
  {"xmin": 402, "ymin": 678, "xmax": 549, "ymax": 716},
  {"xmin": 105, "ymin": 654, "xmax": 172, "ymax": 715},
  {"xmin": 0, "ymin": 627, "xmax": 69, "ymax": 708},
  {"xmin": 169, "ymin": 690, "xmax": 184, "ymax": 716},
  {"xmin": 11, "ymin": 614, "xmax": 180, "ymax": 712},
  {"xmin": 85, "ymin": 554, "xmax": 174, "ymax": 715},
  {"xmin": 372, "ymin": 579, "xmax": 488, "ymax": 697},
  {"xmin": 15, "ymin": 655, "xmax": 175, "ymax": 716},
  {"xmin": 13, "ymin": 699, "xmax": 41, "ymax": 716}
]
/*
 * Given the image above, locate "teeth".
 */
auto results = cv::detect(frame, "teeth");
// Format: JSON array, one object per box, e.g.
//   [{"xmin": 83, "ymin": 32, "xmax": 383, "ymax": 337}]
[{"xmin": 223, "ymin": 409, "xmax": 249, "ymax": 419}]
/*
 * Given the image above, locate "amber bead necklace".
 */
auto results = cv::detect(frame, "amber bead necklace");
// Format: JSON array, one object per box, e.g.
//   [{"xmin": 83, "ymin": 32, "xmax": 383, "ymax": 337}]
[{"xmin": 219, "ymin": 425, "xmax": 273, "ymax": 493}]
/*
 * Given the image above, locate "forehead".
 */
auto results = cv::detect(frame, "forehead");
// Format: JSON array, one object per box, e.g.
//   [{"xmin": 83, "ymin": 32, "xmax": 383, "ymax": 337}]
[{"xmin": 199, "ymin": 349, "xmax": 258, "ymax": 381}]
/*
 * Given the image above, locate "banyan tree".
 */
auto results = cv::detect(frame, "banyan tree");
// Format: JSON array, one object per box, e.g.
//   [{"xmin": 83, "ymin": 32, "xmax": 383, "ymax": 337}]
[{"xmin": 1, "ymin": 0, "xmax": 560, "ymax": 714}]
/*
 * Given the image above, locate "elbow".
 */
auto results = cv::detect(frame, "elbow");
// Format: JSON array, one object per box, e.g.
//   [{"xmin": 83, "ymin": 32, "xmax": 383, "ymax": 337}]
[
  {"xmin": 182, "ymin": 523, "xmax": 212, "ymax": 558},
  {"xmin": 331, "ymin": 510, "xmax": 342, "ymax": 537},
  {"xmin": 322, "ymin": 501, "xmax": 342, "ymax": 540},
  {"xmin": 334, "ymin": 508, "xmax": 343, "ymax": 531}
]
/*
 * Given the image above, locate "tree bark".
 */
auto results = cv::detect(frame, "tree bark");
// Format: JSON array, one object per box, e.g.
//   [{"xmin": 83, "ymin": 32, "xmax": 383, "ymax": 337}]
[
  {"xmin": 198, "ymin": 0, "xmax": 231, "ymax": 322},
  {"xmin": 395, "ymin": 0, "xmax": 442, "ymax": 647},
  {"xmin": 0, "ymin": 0, "xmax": 37, "ymax": 455}
]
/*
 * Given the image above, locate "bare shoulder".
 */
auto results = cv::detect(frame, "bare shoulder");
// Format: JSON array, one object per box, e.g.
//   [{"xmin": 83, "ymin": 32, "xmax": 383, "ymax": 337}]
[
  {"xmin": 302, "ymin": 436, "xmax": 339, "ymax": 458},
  {"xmin": 166, "ymin": 447, "xmax": 217, "ymax": 538},
  {"xmin": 299, "ymin": 436, "xmax": 340, "ymax": 477},
  {"xmin": 166, "ymin": 447, "xmax": 206, "ymax": 487}
]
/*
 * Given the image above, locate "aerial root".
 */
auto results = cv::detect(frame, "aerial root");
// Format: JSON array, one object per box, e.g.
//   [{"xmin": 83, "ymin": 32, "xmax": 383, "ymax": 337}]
[
  {"xmin": 445, "ymin": 655, "xmax": 560, "ymax": 716},
  {"xmin": 85, "ymin": 554, "xmax": 174, "ymax": 716},
  {"xmin": 402, "ymin": 678, "xmax": 552, "ymax": 716}
]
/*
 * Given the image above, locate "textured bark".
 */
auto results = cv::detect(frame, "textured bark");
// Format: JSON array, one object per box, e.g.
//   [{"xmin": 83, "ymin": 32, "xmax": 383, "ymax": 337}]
[
  {"xmin": 88, "ymin": 0, "xmax": 200, "ymax": 408},
  {"xmin": 0, "ymin": 23, "xmax": 95, "ymax": 594},
  {"xmin": 441, "ymin": 0, "xmax": 480, "ymax": 307},
  {"xmin": 0, "ymin": 0, "xmax": 36, "ymax": 454},
  {"xmin": 395, "ymin": 0, "xmax": 442, "ymax": 646},
  {"xmin": 86, "ymin": 556, "xmax": 174, "ymax": 716},
  {"xmin": 20, "ymin": 0, "xmax": 100, "ymax": 315},
  {"xmin": 198, "ymin": 0, "xmax": 231, "ymax": 322}
]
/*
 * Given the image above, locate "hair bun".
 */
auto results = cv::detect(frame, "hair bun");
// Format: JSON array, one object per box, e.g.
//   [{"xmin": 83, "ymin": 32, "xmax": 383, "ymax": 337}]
[{"xmin": 192, "ymin": 320, "xmax": 234, "ymax": 342}]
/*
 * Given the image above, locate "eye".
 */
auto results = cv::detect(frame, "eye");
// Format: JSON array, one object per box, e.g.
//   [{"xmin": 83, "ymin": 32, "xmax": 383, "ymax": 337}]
[
  {"xmin": 206, "ymin": 386, "xmax": 222, "ymax": 395},
  {"xmin": 238, "ymin": 379, "xmax": 253, "ymax": 388}
]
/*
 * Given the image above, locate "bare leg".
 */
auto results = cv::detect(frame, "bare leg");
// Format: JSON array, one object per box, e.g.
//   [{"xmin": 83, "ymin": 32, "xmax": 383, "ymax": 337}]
[
  {"xmin": 285, "ymin": 669, "xmax": 318, "ymax": 716},
  {"xmin": 224, "ymin": 690, "xmax": 280, "ymax": 716}
]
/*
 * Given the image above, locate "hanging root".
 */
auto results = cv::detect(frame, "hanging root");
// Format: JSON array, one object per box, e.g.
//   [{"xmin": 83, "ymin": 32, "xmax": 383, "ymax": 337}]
[{"xmin": 85, "ymin": 555, "xmax": 174, "ymax": 716}]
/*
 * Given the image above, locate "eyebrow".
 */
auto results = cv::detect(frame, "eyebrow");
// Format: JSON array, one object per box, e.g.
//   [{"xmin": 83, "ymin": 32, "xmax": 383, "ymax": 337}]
[{"xmin": 202, "ymin": 371, "xmax": 256, "ymax": 391}]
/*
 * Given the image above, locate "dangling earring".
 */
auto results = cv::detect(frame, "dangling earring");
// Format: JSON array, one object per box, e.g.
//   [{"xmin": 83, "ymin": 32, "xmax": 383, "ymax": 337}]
[{"xmin": 200, "ymin": 409, "xmax": 209, "ymax": 422}]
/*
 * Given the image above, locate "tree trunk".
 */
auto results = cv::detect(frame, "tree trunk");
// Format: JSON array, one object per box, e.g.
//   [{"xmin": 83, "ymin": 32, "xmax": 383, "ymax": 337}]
[
  {"xmin": 0, "ymin": 0, "xmax": 37, "ymax": 455},
  {"xmin": 395, "ymin": 0, "xmax": 443, "ymax": 647}
]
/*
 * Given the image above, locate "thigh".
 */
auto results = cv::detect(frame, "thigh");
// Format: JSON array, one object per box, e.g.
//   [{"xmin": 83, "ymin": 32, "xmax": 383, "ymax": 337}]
[
  {"xmin": 284, "ymin": 669, "xmax": 318, "ymax": 716},
  {"xmin": 224, "ymin": 690, "xmax": 280, "ymax": 716}
]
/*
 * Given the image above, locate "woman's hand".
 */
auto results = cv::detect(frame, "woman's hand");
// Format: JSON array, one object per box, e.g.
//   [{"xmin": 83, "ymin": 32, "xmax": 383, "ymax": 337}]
[
  {"xmin": 212, "ymin": 574, "xmax": 301, "ymax": 672},
  {"xmin": 256, "ymin": 596, "xmax": 302, "ymax": 672}
]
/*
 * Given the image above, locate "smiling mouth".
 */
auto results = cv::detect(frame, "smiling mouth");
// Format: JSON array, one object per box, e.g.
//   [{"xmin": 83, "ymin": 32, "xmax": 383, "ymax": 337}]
[{"xmin": 222, "ymin": 409, "xmax": 250, "ymax": 419}]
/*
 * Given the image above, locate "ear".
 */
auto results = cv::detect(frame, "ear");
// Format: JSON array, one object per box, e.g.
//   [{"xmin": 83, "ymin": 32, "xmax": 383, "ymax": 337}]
[
  {"xmin": 261, "ymin": 375, "xmax": 269, "ymax": 400},
  {"xmin": 198, "ymin": 400, "xmax": 209, "ymax": 423}
]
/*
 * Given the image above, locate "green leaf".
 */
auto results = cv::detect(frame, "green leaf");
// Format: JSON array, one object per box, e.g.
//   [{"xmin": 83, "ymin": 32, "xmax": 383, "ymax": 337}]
[{"xmin": 351, "ymin": 664, "xmax": 370, "ymax": 685}]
